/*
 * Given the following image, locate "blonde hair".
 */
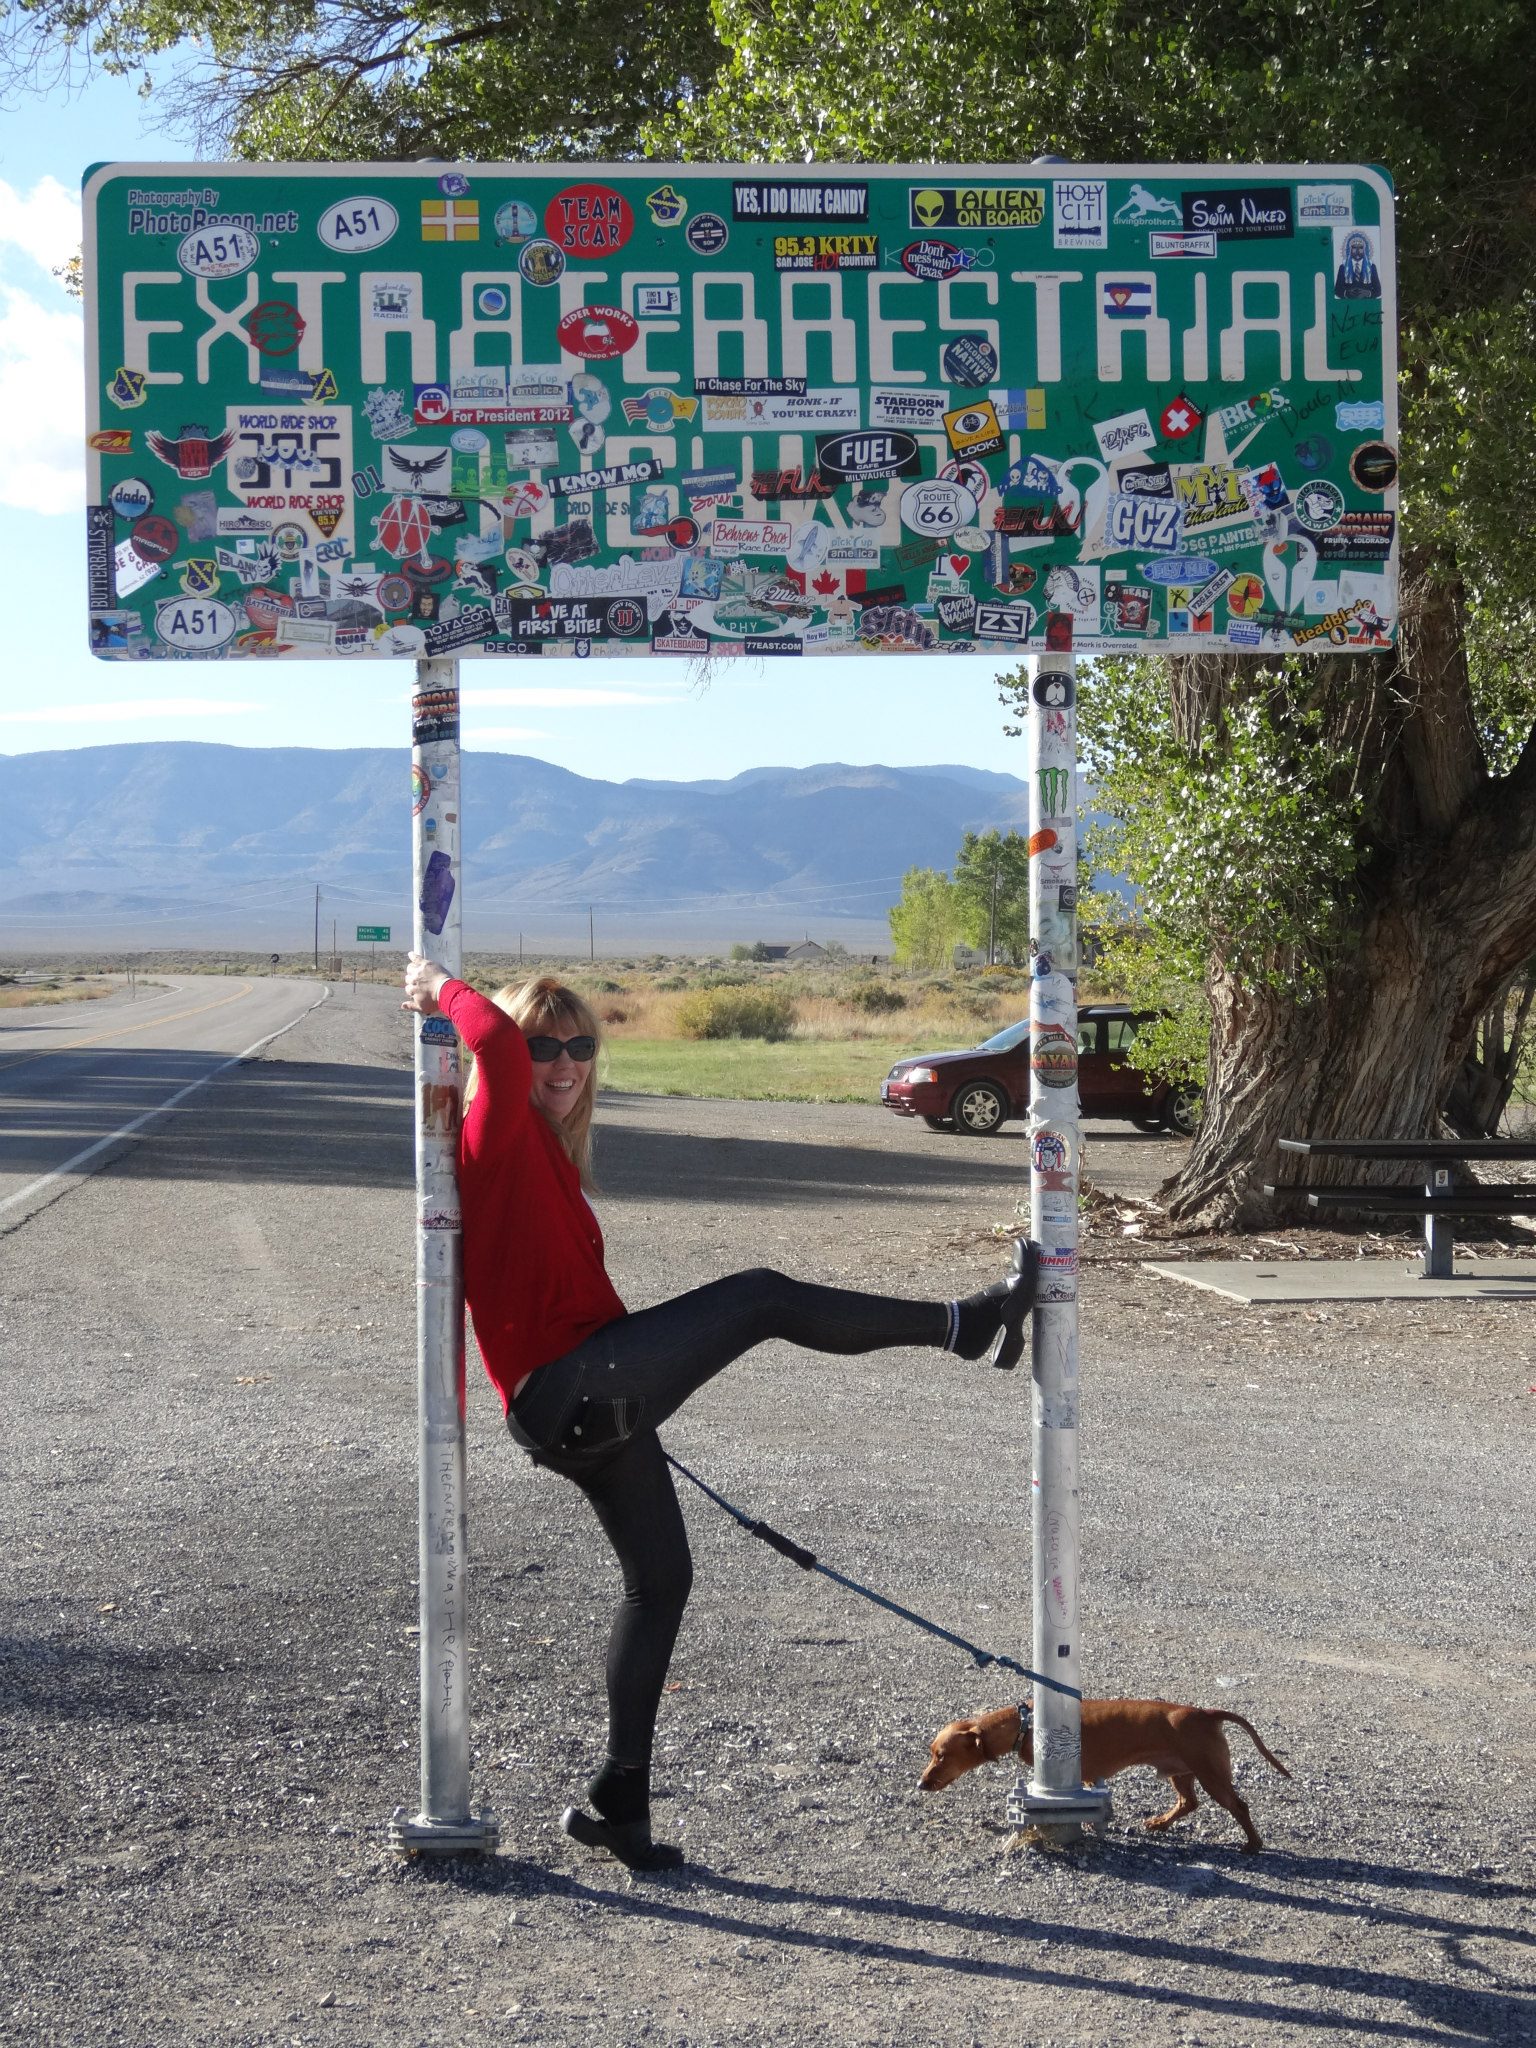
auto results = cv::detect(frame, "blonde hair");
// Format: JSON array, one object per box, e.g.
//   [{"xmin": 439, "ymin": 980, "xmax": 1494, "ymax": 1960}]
[{"xmin": 463, "ymin": 976, "xmax": 601, "ymax": 1189}]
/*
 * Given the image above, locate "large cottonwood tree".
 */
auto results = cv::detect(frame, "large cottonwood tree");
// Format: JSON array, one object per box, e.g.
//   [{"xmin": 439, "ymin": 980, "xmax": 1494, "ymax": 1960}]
[
  {"xmin": 9, "ymin": 0, "xmax": 1535, "ymax": 1225},
  {"xmin": 665, "ymin": 1, "xmax": 1536, "ymax": 1228}
]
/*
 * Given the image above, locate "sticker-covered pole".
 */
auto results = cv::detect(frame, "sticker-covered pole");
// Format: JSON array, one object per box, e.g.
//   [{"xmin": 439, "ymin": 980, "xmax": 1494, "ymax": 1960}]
[
  {"xmin": 389, "ymin": 655, "xmax": 497, "ymax": 1860},
  {"xmin": 1011, "ymin": 649, "xmax": 1110, "ymax": 1844}
]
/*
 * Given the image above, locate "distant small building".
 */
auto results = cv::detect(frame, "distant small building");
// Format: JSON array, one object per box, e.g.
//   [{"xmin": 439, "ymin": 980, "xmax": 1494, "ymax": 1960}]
[
  {"xmin": 785, "ymin": 939, "xmax": 828, "ymax": 961},
  {"xmin": 757, "ymin": 944, "xmax": 791, "ymax": 961},
  {"xmin": 953, "ymin": 944, "xmax": 989, "ymax": 968}
]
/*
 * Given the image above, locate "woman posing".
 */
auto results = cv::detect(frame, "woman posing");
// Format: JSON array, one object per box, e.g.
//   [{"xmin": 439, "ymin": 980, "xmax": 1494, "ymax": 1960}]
[{"xmin": 402, "ymin": 954, "xmax": 1035, "ymax": 1870}]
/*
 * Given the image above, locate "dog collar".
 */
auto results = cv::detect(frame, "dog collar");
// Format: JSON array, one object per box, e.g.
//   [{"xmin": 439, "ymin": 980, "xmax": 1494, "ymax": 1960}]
[{"xmin": 1014, "ymin": 1699, "xmax": 1033, "ymax": 1754}]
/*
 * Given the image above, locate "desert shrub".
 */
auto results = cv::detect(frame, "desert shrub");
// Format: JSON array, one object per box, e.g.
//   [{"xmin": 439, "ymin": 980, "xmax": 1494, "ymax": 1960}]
[
  {"xmin": 677, "ymin": 987, "xmax": 798, "ymax": 1042},
  {"xmin": 656, "ymin": 976, "xmax": 688, "ymax": 992},
  {"xmin": 601, "ymin": 1006, "xmax": 628, "ymax": 1025},
  {"xmin": 848, "ymin": 981, "xmax": 907, "ymax": 1015},
  {"xmin": 949, "ymin": 988, "xmax": 997, "ymax": 1021}
]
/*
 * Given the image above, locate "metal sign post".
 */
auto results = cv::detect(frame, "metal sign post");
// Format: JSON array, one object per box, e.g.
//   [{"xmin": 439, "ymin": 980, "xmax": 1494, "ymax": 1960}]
[
  {"xmin": 389, "ymin": 656, "xmax": 497, "ymax": 1859},
  {"xmin": 1011, "ymin": 650, "xmax": 1110, "ymax": 1841}
]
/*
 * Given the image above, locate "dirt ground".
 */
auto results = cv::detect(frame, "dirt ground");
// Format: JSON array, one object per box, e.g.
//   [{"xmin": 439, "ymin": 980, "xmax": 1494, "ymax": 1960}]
[{"xmin": 2, "ymin": 983, "xmax": 1533, "ymax": 2047}]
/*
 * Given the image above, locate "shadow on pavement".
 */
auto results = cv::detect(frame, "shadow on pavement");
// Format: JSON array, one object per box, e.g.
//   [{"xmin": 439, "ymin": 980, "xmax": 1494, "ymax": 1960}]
[
  {"xmin": 420, "ymin": 1855, "xmax": 1533, "ymax": 2042},
  {"xmin": 5, "ymin": 1054, "xmax": 1031, "ymax": 1203}
]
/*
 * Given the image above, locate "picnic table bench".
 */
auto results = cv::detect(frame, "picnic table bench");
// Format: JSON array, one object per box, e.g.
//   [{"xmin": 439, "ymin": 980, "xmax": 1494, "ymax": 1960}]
[{"xmin": 1265, "ymin": 1137, "xmax": 1536, "ymax": 1279}]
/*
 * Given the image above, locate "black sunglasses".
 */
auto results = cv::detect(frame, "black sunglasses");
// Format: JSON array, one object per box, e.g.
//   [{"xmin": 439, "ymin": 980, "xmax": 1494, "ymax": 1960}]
[{"xmin": 526, "ymin": 1033, "xmax": 596, "ymax": 1064}]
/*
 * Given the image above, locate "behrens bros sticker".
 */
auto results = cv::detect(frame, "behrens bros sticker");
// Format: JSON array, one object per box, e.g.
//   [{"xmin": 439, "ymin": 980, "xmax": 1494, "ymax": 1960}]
[{"xmin": 83, "ymin": 161, "xmax": 1396, "ymax": 660}]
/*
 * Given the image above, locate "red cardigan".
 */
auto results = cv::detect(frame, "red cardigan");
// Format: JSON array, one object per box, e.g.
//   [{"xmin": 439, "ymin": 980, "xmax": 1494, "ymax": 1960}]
[{"xmin": 439, "ymin": 979, "xmax": 626, "ymax": 1411}]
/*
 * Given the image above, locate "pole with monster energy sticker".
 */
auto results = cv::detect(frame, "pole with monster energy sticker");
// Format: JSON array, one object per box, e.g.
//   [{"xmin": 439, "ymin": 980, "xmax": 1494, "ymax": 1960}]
[
  {"xmin": 1011, "ymin": 651, "xmax": 1111, "ymax": 1843},
  {"xmin": 389, "ymin": 656, "xmax": 498, "ymax": 1860}
]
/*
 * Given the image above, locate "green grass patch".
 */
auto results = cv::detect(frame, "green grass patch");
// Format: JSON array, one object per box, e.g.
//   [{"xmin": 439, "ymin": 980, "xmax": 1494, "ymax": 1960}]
[{"xmin": 601, "ymin": 1035, "xmax": 928, "ymax": 1103}]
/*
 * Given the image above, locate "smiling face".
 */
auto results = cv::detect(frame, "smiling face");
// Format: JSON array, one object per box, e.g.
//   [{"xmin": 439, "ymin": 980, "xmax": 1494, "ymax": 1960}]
[{"xmin": 526, "ymin": 1036, "xmax": 593, "ymax": 1124}]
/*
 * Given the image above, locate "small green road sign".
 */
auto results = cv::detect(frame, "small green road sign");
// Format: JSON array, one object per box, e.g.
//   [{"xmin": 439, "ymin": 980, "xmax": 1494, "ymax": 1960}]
[{"xmin": 356, "ymin": 925, "xmax": 391, "ymax": 942}]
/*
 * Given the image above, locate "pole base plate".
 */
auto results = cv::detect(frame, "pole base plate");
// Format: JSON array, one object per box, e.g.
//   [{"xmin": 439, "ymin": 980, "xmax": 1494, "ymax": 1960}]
[
  {"xmin": 1007, "ymin": 1780, "xmax": 1113, "ymax": 1830},
  {"xmin": 388, "ymin": 1806, "xmax": 500, "ymax": 1860}
]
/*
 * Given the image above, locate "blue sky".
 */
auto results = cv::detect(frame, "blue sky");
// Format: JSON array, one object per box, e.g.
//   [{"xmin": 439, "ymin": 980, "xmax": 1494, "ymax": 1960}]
[{"xmin": 0, "ymin": 70, "xmax": 1030, "ymax": 783}]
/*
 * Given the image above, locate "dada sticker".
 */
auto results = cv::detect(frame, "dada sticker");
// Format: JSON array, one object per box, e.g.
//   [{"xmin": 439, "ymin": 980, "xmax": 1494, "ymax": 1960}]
[
  {"xmin": 155, "ymin": 598, "xmax": 237, "ymax": 651},
  {"xmin": 317, "ymin": 197, "xmax": 399, "ymax": 253}
]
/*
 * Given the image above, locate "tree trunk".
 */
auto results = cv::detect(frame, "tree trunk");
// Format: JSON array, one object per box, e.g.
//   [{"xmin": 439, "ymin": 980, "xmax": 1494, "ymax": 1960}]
[{"xmin": 1163, "ymin": 570, "xmax": 1536, "ymax": 1229}]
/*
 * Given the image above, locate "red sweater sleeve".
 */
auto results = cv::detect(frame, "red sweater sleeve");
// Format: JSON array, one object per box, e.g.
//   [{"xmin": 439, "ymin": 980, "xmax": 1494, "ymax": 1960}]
[{"xmin": 438, "ymin": 979, "xmax": 529, "ymax": 1163}]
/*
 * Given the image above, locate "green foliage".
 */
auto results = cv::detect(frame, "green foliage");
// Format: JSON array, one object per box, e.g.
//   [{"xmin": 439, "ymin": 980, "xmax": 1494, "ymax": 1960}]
[
  {"xmin": 656, "ymin": 0, "xmax": 1536, "ymax": 760},
  {"xmin": 953, "ymin": 829, "xmax": 1031, "ymax": 965},
  {"xmin": 4, "ymin": 0, "xmax": 726, "ymax": 161},
  {"xmin": 676, "ymin": 986, "xmax": 798, "ymax": 1041},
  {"xmin": 887, "ymin": 865, "xmax": 961, "ymax": 969},
  {"xmin": 1061, "ymin": 654, "xmax": 1366, "ymax": 995}
]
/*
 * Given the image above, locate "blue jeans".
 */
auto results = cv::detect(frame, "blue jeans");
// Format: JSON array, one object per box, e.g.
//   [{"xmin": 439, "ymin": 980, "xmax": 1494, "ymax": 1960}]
[{"xmin": 506, "ymin": 1267, "xmax": 947, "ymax": 1769}]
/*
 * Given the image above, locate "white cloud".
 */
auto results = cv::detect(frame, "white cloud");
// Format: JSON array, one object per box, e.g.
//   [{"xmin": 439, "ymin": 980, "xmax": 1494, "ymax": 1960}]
[
  {"xmin": 462, "ymin": 687, "xmax": 683, "ymax": 709},
  {"xmin": 0, "ymin": 698, "xmax": 265, "ymax": 724},
  {"xmin": 0, "ymin": 176, "xmax": 82, "ymax": 275},
  {"xmin": 0, "ymin": 282, "xmax": 85, "ymax": 514},
  {"xmin": 0, "ymin": 178, "xmax": 89, "ymax": 514}
]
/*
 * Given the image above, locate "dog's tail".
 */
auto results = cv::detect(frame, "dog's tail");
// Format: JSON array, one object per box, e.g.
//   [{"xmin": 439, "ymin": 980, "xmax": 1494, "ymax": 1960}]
[{"xmin": 1212, "ymin": 1711, "xmax": 1291, "ymax": 1778}]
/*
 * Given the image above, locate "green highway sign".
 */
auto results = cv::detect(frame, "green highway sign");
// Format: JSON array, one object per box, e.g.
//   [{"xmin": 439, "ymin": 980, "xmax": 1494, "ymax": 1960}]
[
  {"xmin": 356, "ymin": 925, "xmax": 391, "ymax": 942},
  {"xmin": 82, "ymin": 161, "xmax": 1396, "ymax": 660}
]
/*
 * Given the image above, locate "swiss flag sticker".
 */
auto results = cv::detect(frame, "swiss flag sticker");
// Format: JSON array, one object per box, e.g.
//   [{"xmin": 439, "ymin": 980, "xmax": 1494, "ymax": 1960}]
[{"xmin": 1160, "ymin": 394, "xmax": 1203, "ymax": 440}]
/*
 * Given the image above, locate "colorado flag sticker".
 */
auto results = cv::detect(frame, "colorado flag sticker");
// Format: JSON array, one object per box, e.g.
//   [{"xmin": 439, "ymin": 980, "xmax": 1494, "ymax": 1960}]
[{"xmin": 1101, "ymin": 279, "xmax": 1152, "ymax": 320}]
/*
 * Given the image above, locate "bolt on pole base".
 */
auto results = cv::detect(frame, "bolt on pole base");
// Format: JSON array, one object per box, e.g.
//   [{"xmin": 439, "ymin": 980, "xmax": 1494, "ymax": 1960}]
[
  {"xmin": 1008, "ymin": 1779, "xmax": 1113, "ymax": 1828},
  {"xmin": 1007, "ymin": 1779, "xmax": 1113, "ymax": 1849},
  {"xmin": 388, "ymin": 1806, "xmax": 500, "ymax": 1861}
]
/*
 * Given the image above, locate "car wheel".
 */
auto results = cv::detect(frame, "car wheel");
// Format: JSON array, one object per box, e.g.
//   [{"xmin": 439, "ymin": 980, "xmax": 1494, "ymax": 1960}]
[
  {"xmin": 1129, "ymin": 1113, "xmax": 1164, "ymax": 1133},
  {"xmin": 1165, "ymin": 1085, "xmax": 1203, "ymax": 1138},
  {"xmin": 952, "ymin": 1081, "xmax": 1008, "ymax": 1135},
  {"xmin": 921, "ymin": 1115, "xmax": 953, "ymax": 1132}
]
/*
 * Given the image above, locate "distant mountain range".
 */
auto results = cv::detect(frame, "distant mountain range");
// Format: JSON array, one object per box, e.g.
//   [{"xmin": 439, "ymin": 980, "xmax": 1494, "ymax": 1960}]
[{"xmin": 0, "ymin": 744, "xmax": 1035, "ymax": 953}]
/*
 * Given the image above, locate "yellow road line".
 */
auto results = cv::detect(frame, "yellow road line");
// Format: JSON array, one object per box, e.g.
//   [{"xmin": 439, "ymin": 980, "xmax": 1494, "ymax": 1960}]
[{"xmin": 0, "ymin": 981, "xmax": 259, "ymax": 1076}]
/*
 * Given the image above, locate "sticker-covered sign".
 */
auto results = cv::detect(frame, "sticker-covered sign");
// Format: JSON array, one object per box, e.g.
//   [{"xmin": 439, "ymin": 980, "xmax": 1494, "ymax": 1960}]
[{"xmin": 82, "ymin": 159, "xmax": 1397, "ymax": 659}]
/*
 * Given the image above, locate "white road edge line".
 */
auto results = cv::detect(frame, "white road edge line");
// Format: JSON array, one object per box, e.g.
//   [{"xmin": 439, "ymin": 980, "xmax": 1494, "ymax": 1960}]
[{"xmin": 0, "ymin": 986, "xmax": 331, "ymax": 1225}]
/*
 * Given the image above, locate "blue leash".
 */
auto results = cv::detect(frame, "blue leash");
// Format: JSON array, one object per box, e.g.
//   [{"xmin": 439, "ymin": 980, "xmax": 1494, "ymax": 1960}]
[{"xmin": 663, "ymin": 1451, "xmax": 1083, "ymax": 1701}]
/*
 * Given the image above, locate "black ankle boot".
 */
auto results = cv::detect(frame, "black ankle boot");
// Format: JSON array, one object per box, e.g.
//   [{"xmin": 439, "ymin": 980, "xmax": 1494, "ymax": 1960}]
[
  {"xmin": 561, "ymin": 1805, "xmax": 685, "ymax": 1871},
  {"xmin": 987, "ymin": 1238, "xmax": 1041, "ymax": 1371}
]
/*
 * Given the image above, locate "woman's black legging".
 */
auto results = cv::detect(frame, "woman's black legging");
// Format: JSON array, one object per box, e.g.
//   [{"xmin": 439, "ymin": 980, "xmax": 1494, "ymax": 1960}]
[{"xmin": 506, "ymin": 1268, "xmax": 948, "ymax": 1772}]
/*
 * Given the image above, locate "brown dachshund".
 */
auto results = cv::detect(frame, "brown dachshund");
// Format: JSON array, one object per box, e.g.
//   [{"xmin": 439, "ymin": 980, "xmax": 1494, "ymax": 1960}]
[{"xmin": 919, "ymin": 1698, "xmax": 1290, "ymax": 1852}]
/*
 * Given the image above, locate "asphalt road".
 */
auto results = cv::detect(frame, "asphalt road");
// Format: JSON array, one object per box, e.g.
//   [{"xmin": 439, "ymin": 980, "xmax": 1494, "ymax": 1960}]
[
  {"xmin": 2, "ymin": 983, "xmax": 1532, "ymax": 2048},
  {"xmin": 0, "ymin": 975, "xmax": 327, "ymax": 1230}
]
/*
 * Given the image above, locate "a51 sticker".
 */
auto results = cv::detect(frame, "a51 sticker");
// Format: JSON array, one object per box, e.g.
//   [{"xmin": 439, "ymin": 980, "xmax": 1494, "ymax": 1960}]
[
  {"xmin": 155, "ymin": 599, "xmax": 237, "ymax": 651},
  {"xmin": 317, "ymin": 197, "xmax": 399, "ymax": 253}
]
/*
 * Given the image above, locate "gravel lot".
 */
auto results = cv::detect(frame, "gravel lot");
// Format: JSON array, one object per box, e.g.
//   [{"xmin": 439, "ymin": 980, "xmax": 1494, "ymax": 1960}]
[{"xmin": 3, "ymin": 982, "xmax": 1533, "ymax": 2048}]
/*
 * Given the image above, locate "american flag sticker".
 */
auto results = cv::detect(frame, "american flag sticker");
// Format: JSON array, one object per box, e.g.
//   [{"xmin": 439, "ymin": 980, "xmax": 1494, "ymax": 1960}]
[
  {"xmin": 1101, "ymin": 280, "xmax": 1152, "ymax": 320},
  {"xmin": 421, "ymin": 198, "xmax": 480, "ymax": 241}
]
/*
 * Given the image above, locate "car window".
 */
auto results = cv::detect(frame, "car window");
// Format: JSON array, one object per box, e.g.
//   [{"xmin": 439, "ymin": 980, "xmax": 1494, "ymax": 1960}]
[
  {"xmin": 1106, "ymin": 1018, "xmax": 1140, "ymax": 1052},
  {"xmin": 1076, "ymin": 1020, "xmax": 1101, "ymax": 1055},
  {"xmin": 978, "ymin": 1019, "xmax": 1030, "ymax": 1053}
]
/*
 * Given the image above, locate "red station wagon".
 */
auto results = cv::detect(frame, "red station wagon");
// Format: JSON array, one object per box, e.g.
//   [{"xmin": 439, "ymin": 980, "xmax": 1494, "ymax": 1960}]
[{"xmin": 880, "ymin": 1004, "xmax": 1201, "ymax": 1137}]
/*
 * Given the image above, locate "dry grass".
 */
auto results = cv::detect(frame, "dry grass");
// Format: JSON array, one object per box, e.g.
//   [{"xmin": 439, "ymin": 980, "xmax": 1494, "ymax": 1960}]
[
  {"xmin": 576, "ymin": 981, "xmax": 1026, "ymax": 1046},
  {"xmin": 0, "ymin": 979, "xmax": 118, "ymax": 1009}
]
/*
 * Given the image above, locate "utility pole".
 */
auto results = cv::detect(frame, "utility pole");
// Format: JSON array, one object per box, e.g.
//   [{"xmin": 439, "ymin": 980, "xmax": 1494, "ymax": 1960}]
[
  {"xmin": 518, "ymin": 931, "xmax": 522, "ymax": 965},
  {"xmin": 314, "ymin": 883, "xmax": 320, "ymax": 972},
  {"xmin": 989, "ymin": 864, "xmax": 1000, "ymax": 967},
  {"xmin": 588, "ymin": 905, "xmax": 594, "ymax": 961}
]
